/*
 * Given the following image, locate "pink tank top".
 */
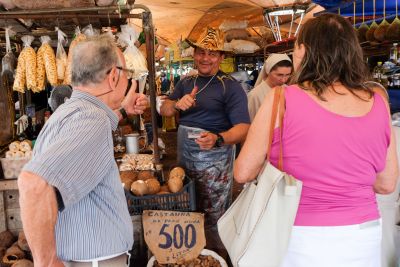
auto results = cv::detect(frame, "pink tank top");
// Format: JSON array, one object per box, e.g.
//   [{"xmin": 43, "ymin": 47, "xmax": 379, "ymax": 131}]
[{"xmin": 269, "ymin": 85, "xmax": 390, "ymax": 226}]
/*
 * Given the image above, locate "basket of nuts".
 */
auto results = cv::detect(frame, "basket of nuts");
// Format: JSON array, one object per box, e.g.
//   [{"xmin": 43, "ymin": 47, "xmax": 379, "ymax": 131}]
[
  {"xmin": 123, "ymin": 167, "xmax": 196, "ymax": 215},
  {"xmin": 146, "ymin": 249, "xmax": 228, "ymax": 267}
]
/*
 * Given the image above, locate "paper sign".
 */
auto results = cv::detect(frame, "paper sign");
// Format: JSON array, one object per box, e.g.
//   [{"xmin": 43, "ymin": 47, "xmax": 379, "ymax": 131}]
[{"xmin": 143, "ymin": 210, "xmax": 205, "ymax": 264}]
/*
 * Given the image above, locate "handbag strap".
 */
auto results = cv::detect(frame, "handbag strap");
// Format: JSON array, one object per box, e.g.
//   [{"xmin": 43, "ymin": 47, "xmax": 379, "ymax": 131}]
[{"xmin": 266, "ymin": 86, "xmax": 285, "ymax": 170}]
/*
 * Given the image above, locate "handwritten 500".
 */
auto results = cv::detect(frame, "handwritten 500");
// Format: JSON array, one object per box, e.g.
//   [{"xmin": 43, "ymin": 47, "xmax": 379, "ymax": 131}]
[{"xmin": 159, "ymin": 223, "xmax": 197, "ymax": 249}]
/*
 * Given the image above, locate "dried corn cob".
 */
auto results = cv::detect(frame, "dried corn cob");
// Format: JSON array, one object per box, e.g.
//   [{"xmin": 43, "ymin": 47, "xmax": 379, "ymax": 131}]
[
  {"xmin": 36, "ymin": 46, "xmax": 46, "ymax": 91},
  {"xmin": 13, "ymin": 50, "xmax": 26, "ymax": 93},
  {"xmin": 42, "ymin": 43, "xmax": 57, "ymax": 86},
  {"xmin": 24, "ymin": 46, "xmax": 37, "ymax": 92},
  {"xmin": 64, "ymin": 33, "xmax": 86, "ymax": 85}
]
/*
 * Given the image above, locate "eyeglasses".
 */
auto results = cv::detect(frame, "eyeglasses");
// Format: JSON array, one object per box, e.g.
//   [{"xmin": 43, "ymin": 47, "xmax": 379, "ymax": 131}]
[{"xmin": 116, "ymin": 66, "xmax": 135, "ymax": 79}]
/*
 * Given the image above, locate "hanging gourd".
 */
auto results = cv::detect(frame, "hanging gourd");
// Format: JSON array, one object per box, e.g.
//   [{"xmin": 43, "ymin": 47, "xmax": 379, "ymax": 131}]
[
  {"xmin": 357, "ymin": 0, "xmax": 369, "ymax": 42},
  {"xmin": 387, "ymin": 0, "xmax": 400, "ymax": 41},
  {"xmin": 374, "ymin": 0, "xmax": 389, "ymax": 41},
  {"xmin": 366, "ymin": 0, "xmax": 378, "ymax": 42}
]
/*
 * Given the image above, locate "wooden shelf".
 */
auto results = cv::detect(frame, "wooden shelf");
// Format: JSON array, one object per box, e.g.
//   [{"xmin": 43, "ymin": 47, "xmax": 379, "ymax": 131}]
[{"xmin": 0, "ymin": 179, "xmax": 18, "ymax": 191}]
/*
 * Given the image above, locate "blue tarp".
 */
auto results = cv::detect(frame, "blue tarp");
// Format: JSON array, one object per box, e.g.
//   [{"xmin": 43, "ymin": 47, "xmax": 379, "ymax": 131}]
[{"xmin": 313, "ymin": 0, "xmax": 397, "ymax": 17}]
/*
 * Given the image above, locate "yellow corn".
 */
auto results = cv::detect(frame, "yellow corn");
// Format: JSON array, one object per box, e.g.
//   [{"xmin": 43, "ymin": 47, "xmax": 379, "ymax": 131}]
[
  {"xmin": 42, "ymin": 43, "xmax": 58, "ymax": 86},
  {"xmin": 13, "ymin": 50, "xmax": 26, "ymax": 93},
  {"xmin": 24, "ymin": 47, "xmax": 37, "ymax": 92},
  {"xmin": 36, "ymin": 46, "xmax": 46, "ymax": 91}
]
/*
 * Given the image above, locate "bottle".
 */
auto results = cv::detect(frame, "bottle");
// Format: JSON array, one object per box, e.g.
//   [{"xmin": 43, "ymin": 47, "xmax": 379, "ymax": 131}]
[
  {"xmin": 380, "ymin": 64, "xmax": 389, "ymax": 88},
  {"xmin": 372, "ymin": 62, "xmax": 383, "ymax": 82},
  {"xmin": 390, "ymin": 43, "xmax": 398, "ymax": 63}
]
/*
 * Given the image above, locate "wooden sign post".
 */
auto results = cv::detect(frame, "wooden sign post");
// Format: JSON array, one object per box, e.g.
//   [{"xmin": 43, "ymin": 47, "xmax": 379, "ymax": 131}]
[{"xmin": 143, "ymin": 210, "xmax": 206, "ymax": 264}]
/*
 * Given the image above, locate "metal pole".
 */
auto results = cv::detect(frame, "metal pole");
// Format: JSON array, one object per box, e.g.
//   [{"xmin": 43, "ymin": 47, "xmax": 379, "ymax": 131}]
[{"xmin": 142, "ymin": 11, "xmax": 160, "ymax": 164}]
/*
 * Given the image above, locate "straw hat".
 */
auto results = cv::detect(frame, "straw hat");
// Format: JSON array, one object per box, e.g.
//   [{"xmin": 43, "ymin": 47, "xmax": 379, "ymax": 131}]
[{"xmin": 186, "ymin": 27, "xmax": 230, "ymax": 52}]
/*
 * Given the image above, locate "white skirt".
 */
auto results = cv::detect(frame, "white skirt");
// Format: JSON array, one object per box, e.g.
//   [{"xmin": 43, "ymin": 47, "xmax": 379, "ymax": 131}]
[{"xmin": 280, "ymin": 220, "xmax": 382, "ymax": 267}]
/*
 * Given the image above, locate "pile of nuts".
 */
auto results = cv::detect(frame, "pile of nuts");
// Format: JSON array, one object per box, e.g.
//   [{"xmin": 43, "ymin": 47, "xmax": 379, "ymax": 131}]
[{"xmin": 153, "ymin": 255, "xmax": 222, "ymax": 267}]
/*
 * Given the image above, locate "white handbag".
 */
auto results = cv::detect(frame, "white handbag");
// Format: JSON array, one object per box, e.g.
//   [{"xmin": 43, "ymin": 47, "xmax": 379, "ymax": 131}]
[{"xmin": 217, "ymin": 87, "xmax": 302, "ymax": 267}]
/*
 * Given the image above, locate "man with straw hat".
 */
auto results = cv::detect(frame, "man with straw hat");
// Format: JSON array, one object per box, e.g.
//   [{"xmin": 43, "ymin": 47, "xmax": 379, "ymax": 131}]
[
  {"xmin": 248, "ymin": 53, "xmax": 292, "ymax": 121},
  {"xmin": 160, "ymin": 27, "xmax": 250, "ymax": 255}
]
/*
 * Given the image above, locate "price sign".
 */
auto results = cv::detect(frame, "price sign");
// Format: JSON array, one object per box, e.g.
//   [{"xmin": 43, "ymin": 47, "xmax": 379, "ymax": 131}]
[{"xmin": 142, "ymin": 210, "xmax": 205, "ymax": 264}]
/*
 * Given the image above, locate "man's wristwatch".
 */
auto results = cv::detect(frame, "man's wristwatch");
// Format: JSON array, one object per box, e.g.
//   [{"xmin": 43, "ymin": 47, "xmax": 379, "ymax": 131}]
[
  {"xmin": 214, "ymin": 133, "xmax": 224, "ymax": 147},
  {"xmin": 119, "ymin": 107, "xmax": 128, "ymax": 119}
]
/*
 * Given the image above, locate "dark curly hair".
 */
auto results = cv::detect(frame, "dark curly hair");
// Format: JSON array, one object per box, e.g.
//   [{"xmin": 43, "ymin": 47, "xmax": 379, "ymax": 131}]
[{"xmin": 290, "ymin": 13, "xmax": 373, "ymax": 100}]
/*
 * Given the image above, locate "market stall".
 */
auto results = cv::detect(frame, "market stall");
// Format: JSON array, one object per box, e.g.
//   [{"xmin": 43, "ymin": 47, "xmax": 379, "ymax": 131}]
[{"xmin": 0, "ymin": 3, "xmax": 166, "ymax": 265}]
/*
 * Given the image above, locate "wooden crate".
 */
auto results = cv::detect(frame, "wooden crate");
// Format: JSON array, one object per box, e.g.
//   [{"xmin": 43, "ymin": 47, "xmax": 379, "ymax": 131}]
[{"xmin": 0, "ymin": 179, "xmax": 22, "ymax": 235}]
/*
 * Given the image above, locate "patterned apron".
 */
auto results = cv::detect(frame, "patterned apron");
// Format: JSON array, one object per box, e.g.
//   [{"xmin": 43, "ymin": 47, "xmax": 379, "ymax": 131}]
[{"xmin": 177, "ymin": 125, "xmax": 235, "ymax": 236}]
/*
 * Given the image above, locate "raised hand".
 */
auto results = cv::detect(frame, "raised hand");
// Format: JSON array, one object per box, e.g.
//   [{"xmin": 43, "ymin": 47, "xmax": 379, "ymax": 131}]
[
  {"xmin": 121, "ymin": 81, "xmax": 149, "ymax": 115},
  {"xmin": 175, "ymin": 87, "xmax": 198, "ymax": 111}
]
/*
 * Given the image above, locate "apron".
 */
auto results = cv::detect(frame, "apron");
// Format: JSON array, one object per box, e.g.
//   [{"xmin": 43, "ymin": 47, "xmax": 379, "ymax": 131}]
[{"xmin": 177, "ymin": 125, "xmax": 235, "ymax": 228}]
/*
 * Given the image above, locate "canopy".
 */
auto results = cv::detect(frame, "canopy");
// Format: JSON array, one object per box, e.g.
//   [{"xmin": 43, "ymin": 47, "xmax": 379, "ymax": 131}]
[{"xmin": 314, "ymin": 0, "xmax": 397, "ymax": 17}]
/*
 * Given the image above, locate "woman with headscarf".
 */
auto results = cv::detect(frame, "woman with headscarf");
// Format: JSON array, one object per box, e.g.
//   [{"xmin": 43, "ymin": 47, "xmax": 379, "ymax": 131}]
[{"xmin": 247, "ymin": 53, "xmax": 292, "ymax": 121}]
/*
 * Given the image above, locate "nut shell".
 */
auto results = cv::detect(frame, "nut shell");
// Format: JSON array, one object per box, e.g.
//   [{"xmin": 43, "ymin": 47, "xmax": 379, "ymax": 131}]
[
  {"xmin": 169, "ymin": 167, "xmax": 185, "ymax": 180},
  {"xmin": 138, "ymin": 170, "xmax": 154, "ymax": 181},
  {"xmin": 130, "ymin": 180, "xmax": 148, "ymax": 196},
  {"xmin": 145, "ymin": 178, "xmax": 161, "ymax": 195},
  {"xmin": 168, "ymin": 177, "xmax": 183, "ymax": 193}
]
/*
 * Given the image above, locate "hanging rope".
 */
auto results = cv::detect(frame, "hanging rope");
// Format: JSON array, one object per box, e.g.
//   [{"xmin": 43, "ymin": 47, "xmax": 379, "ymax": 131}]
[
  {"xmin": 353, "ymin": 2, "xmax": 356, "ymax": 27},
  {"xmin": 383, "ymin": 0, "xmax": 386, "ymax": 20},
  {"xmin": 362, "ymin": 0, "xmax": 365, "ymax": 23},
  {"xmin": 373, "ymin": 0, "xmax": 375, "ymax": 21}
]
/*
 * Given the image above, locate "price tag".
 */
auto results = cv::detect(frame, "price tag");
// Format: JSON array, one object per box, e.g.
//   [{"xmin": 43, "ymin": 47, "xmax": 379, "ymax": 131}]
[{"xmin": 143, "ymin": 210, "xmax": 206, "ymax": 264}]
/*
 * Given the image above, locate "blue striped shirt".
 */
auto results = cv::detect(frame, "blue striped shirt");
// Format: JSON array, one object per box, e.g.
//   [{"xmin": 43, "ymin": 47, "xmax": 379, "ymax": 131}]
[{"xmin": 23, "ymin": 90, "xmax": 133, "ymax": 261}]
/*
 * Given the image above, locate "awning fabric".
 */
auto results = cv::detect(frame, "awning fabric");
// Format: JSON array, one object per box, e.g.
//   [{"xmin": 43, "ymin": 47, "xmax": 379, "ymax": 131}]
[{"xmin": 313, "ymin": 0, "xmax": 397, "ymax": 17}]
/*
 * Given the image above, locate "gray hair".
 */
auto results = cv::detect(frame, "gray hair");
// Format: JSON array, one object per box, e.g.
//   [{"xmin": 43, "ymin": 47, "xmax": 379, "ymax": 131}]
[{"xmin": 71, "ymin": 35, "xmax": 119, "ymax": 87}]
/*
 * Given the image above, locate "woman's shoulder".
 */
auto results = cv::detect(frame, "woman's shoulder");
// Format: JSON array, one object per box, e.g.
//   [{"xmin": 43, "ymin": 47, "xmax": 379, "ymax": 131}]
[{"xmin": 363, "ymin": 81, "xmax": 388, "ymax": 101}]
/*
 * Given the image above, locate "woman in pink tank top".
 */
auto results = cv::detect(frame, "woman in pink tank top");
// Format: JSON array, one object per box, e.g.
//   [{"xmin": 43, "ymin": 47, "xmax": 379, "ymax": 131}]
[{"xmin": 234, "ymin": 14, "xmax": 399, "ymax": 267}]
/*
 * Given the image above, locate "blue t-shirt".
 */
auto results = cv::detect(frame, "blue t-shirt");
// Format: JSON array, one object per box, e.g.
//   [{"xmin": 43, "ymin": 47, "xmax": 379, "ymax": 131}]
[{"xmin": 169, "ymin": 71, "xmax": 250, "ymax": 133}]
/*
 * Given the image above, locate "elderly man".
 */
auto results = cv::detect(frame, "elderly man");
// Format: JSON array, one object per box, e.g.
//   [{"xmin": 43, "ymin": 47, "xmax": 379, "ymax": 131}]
[
  {"xmin": 18, "ymin": 35, "xmax": 148, "ymax": 267},
  {"xmin": 248, "ymin": 53, "xmax": 292, "ymax": 121},
  {"xmin": 160, "ymin": 27, "xmax": 250, "ymax": 254}
]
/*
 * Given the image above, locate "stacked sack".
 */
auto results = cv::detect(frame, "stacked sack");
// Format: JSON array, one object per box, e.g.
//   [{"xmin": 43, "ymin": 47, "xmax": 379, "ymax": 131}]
[{"xmin": 220, "ymin": 20, "xmax": 260, "ymax": 54}]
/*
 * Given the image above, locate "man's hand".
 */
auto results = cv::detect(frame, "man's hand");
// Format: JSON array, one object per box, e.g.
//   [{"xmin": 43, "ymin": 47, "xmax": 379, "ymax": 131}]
[
  {"xmin": 195, "ymin": 132, "xmax": 218, "ymax": 150},
  {"xmin": 121, "ymin": 82, "xmax": 149, "ymax": 115},
  {"xmin": 175, "ymin": 87, "xmax": 198, "ymax": 111}
]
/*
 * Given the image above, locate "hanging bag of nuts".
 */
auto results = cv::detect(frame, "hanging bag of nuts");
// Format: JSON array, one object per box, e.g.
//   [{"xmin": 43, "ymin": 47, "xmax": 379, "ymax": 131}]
[
  {"xmin": 13, "ymin": 35, "xmax": 36, "ymax": 93},
  {"xmin": 37, "ymin": 35, "xmax": 58, "ymax": 89},
  {"xmin": 63, "ymin": 26, "xmax": 86, "ymax": 85},
  {"xmin": 2, "ymin": 27, "xmax": 16, "ymax": 76},
  {"xmin": 117, "ymin": 24, "xmax": 148, "ymax": 80},
  {"xmin": 55, "ymin": 27, "xmax": 68, "ymax": 83}
]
